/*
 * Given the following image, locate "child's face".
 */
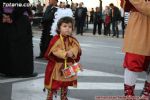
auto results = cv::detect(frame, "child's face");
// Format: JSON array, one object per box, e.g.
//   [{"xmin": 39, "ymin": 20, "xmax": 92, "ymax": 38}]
[{"xmin": 60, "ymin": 23, "xmax": 73, "ymax": 36}]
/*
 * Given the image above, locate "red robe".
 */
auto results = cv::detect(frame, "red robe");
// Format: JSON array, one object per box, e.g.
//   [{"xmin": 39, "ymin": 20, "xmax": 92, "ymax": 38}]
[{"xmin": 44, "ymin": 34, "xmax": 81, "ymax": 90}]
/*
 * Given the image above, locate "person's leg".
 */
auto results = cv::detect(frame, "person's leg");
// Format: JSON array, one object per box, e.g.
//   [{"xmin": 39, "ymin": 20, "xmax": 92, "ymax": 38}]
[
  {"xmin": 141, "ymin": 57, "xmax": 150, "ymax": 98},
  {"xmin": 61, "ymin": 87, "xmax": 68, "ymax": 100},
  {"xmin": 121, "ymin": 17, "xmax": 125, "ymax": 38},
  {"xmin": 108, "ymin": 23, "xmax": 111, "ymax": 36},
  {"xmin": 93, "ymin": 22, "xmax": 97, "ymax": 35},
  {"xmin": 47, "ymin": 90, "xmax": 54, "ymax": 100},
  {"xmin": 124, "ymin": 68, "xmax": 138, "ymax": 96},
  {"xmin": 115, "ymin": 21, "xmax": 119, "ymax": 38},
  {"xmin": 105, "ymin": 25, "xmax": 109, "ymax": 36},
  {"xmin": 80, "ymin": 20, "xmax": 84, "ymax": 35},
  {"xmin": 141, "ymin": 78, "xmax": 150, "ymax": 99},
  {"xmin": 123, "ymin": 53, "xmax": 146, "ymax": 96},
  {"xmin": 103, "ymin": 23, "xmax": 106, "ymax": 35},
  {"xmin": 112, "ymin": 21, "xmax": 116, "ymax": 37},
  {"xmin": 76, "ymin": 20, "xmax": 80, "ymax": 35},
  {"xmin": 98, "ymin": 22, "xmax": 102, "ymax": 35}
]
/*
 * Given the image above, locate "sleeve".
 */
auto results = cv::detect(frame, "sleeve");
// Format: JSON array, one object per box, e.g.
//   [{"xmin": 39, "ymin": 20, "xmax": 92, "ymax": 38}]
[
  {"xmin": 68, "ymin": 9, "xmax": 73, "ymax": 17},
  {"xmin": 52, "ymin": 45, "xmax": 67, "ymax": 59},
  {"xmin": 129, "ymin": 0, "xmax": 150, "ymax": 16},
  {"xmin": 69, "ymin": 41, "xmax": 81, "ymax": 59}
]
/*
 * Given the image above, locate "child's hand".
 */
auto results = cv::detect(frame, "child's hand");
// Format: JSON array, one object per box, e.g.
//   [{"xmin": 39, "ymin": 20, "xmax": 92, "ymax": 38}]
[
  {"xmin": 66, "ymin": 50, "xmax": 73, "ymax": 58},
  {"xmin": 79, "ymin": 63, "xmax": 84, "ymax": 71}
]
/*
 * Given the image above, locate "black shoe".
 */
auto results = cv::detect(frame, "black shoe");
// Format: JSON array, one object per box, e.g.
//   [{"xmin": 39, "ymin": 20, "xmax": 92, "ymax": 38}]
[
  {"xmin": 112, "ymin": 35, "xmax": 115, "ymax": 37},
  {"xmin": 36, "ymin": 56, "xmax": 43, "ymax": 59}
]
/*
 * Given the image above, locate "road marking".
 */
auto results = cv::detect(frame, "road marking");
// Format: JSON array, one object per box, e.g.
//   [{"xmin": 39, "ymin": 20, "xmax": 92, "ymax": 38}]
[
  {"xmin": 10, "ymin": 61, "xmax": 145, "ymax": 100},
  {"xmin": 11, "ymin": 79, "xmax": 144, "ymax": 100},
  {"xmin": 80, "ymin": 43, "xmax": 120, "ymax": 49},
  {"xmin": 33, "ymin": 38, "xmax": 121, "ymax": 49},
  {"xmin": 0, "ymin": 61, "xmax": 145, "ymax": 83},
  {"xmin": 11, "ymin": 78, "xmax": 81, "ymax": 100},
  {"xmin": 34, "ymin": 61, "xmax": 47, "ymax": 65},
  {"xmin": 116, "ymin": 52, "xmax": 125, "ymax": 55}
]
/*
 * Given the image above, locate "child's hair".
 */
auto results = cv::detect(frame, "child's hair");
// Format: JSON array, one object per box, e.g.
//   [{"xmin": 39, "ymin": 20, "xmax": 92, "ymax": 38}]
[{"xmin": 56, "ymin": 16, "xmax": 75, "ymax": 34}]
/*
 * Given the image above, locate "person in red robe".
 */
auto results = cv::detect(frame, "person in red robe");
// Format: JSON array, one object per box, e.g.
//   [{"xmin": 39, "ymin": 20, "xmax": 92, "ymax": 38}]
[
  {"xmin": 120, "ymin": 0, "xmax": 150, "ymax": 98},
  {"xmin": 44, "ymin": 16, "xmax": 82, "ymax": 100}
]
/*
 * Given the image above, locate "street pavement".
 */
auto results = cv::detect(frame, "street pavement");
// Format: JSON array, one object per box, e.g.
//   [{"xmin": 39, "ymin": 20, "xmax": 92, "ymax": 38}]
[{"xmin": 0, "ymin": 25, "xmax": 146, "ymax": 100}]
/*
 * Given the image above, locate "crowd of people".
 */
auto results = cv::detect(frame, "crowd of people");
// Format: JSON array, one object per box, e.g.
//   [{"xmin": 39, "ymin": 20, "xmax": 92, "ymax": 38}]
[
  {"xmin": 31, "ymin": 1, "xmax": 125, "ymax": 38},
  {"xmin": 89, "ymin": 3, "xmax": 125, "ymax": 38},
  {"xmin": 0, "ymin": 0, "xmax": 150, "ymax": 100}
]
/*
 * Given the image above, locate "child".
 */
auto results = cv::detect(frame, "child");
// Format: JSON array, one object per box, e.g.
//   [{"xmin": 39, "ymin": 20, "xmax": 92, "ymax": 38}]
[
  {"xmin": 104, "ymin": 13, "xmax": 111, "ymax": 36},
  {"xmin": 44, "ymin": 16, "xmax": 82, "ymax": 100}
]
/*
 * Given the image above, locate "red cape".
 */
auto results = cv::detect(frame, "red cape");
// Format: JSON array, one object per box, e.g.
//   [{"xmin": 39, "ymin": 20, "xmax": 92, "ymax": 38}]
[{"xmin": 44, "ymin": 35, "xmax": 81, "ymax": 89}]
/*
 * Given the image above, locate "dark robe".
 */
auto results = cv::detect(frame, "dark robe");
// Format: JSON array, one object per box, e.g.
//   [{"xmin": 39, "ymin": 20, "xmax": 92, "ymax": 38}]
[
  {"xmin": 9, "ymin": 15, "xmax": 34, "ymax": 76},
  {"xmin": 0, "ymin": 7, "xmax": 34, "ymax": 76}
]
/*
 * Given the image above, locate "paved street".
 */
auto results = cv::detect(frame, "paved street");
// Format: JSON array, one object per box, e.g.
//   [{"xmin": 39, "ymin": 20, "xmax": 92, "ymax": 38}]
[{"xmin": 0, "ymin": 26, "xmax": 146, "ymax": 100}]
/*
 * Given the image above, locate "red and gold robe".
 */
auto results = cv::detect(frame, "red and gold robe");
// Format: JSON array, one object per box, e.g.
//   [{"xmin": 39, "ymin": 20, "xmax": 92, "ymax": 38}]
[{"xmin": 44, "ymin": 34, "xmax": 82, "ymax": 90}]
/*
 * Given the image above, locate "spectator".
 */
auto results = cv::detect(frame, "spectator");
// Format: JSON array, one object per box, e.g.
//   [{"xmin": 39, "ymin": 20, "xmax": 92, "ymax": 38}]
[
  {"xmin": 50, "ymin": 2, "xmax": 73, "ymax": 36},
  {"xmin": 109, "ymin": 3, "xmax": 120, "ymax": 38},
  {"xmin": 36, "ymin": 0, "xmax": 58, "ymax": 59},
  {"xmin": 103, "ymin": 6, "xmax": 111, "ymax": 36},
  {"xmin": 104, "ymin": 12, "xmax": 111, "ymax": 36},
  {"xmin": 120, "ymin": 5, "xmax": 125, "ymax": 38},
  {"xmin": 74, "ymin": 2, "xmax": 87, "ymax": 35},
  {"xmin": 93, "ymin": 7, "xmax": 102, "ymax": 35},
  {"xmin": 35, "ymin": 1, "xmax": 43, "ymax": 17},
  {"xmin": 89, "ymin": 8, "xmax": 94, "ymax": 23}
]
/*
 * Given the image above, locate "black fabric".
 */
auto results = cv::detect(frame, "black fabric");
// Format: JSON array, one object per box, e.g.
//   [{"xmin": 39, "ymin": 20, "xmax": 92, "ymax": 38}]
[
  {"xmin": 42, "ymin": 5, "xmax": 57, "ymax": 23},
  {"xmin": 0, "ymin": 14, "xmax": 34, "ymax": 76},
  {"xmin": 8, "ymin": 15, "xmax": 34, "ymax": 76},
  {"xmin": 38, "ymin": 6, "xmax": 57, "ymax": 57},
  {"xmin": 0, "ymin": 23, "xmax": 12, "ymax": 74}
]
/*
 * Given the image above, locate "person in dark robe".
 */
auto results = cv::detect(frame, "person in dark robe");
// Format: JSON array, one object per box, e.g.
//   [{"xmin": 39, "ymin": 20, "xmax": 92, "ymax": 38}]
[{"xmin": 0, "ymin": 0, "xmax": 37, "ymax": 77}]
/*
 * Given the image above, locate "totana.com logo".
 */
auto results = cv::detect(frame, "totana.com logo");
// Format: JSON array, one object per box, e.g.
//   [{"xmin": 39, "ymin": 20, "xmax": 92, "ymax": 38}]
[{"xmin": 3, "ymin": 3, "xmax": 32, "ymax": 7}]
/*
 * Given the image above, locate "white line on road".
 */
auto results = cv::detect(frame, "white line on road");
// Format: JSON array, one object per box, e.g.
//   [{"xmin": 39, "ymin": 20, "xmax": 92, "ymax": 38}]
[
  {"xmin": 80, "ymin": 43, "xmax": 120, "ymax": 49},
  {"xmin": 34, "ymin": 61, "xmax": 47, "ymax": 65},
  {"xmin": 9, "ymin": 61, "xmax": 145, "ymax": 100},
  {"xmin": 116, "ymin": 52, "xmax": 125, "ymax": 55},
  {"xmin": 0, "ymin": 61, "xmax": 145, "ymax": 83},
  {"xmin": 33, "ymin": 38, "xmax": 121, "ymax": 49},
  {"xmin": 11, "ymin": 78, "xmax": 144, "ymax": 100}
]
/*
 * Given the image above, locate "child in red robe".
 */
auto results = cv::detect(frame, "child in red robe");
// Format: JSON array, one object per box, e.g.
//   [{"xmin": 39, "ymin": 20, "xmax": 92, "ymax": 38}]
[{"xmin": 44, "ymin": 16, "xmax": 82, "ymax": 100}]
